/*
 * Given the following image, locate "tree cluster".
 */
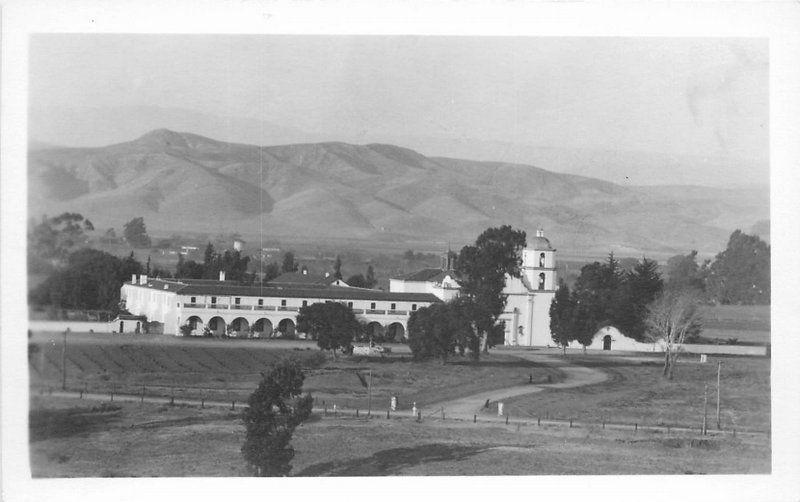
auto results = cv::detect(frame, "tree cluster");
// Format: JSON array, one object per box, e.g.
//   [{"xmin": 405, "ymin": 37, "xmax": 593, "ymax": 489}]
[
  {"xmin": 123, "ymin": 217, "xmax": 151, "ymax": 248},
  {"xmin": 549, "ymin": 254, "xmax": 663, "ymax": 351},
  {"xmin": 29, "ymin": 248, "xmax": 143, "ymax": 313},
  {"xmin": 296, "ymin": 302, "xmax": 359, "ymax": 357},
  {"xmin": 346, "ymin": 265, "xmax": 377, "ymax": 289},
  {"xmin": 175, "ymin": 242, "xmax": 251, "ymax": 282},
  {"xmin": 28, "ymin": 212, "xmax": 95, "ymax": 262},
  {"xmin": 407, "ymin": 298, "xmax": 477, "ymax": 362},
  {"xmin": 241, "ymin": 358, "xmax": 313, "ymax": 476},
  {"xmin": 664, "ymin": 230, "xmax": 770, "ymax": 305}
]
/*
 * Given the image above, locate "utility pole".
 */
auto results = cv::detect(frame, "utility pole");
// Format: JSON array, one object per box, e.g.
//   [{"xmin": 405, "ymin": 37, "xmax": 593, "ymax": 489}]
[
  {"xmin": 367, "ymin": 369, "xmax": 373, "ymax": 417},
  {"xmin": 716, "ymin": 361, "xmax": 722, "ymax": 430},
  {"xmin": 702, "ymin": 383, "xmax": 708, "ymax": 435},
  {"xmin": 61, "ymin": 328, "xmax": 70, "ymax": 390}
]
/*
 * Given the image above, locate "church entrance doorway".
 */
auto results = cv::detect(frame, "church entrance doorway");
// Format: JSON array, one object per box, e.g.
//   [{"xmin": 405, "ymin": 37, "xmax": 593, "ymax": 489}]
[{"xmin": 603, "ymin": 335, "xmax": 612, "ymax": 351}]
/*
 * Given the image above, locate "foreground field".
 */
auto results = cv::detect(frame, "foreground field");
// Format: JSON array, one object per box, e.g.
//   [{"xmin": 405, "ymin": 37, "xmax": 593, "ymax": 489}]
[
  {"xmin": 29, "ymin": 397, "xmax": 770, "ymax": 477},
  {"xmin": 29, "ymin": 332, "xmax": 561, "ymax": 411},
  {"xmin": 502, "ymin": 354, "xmax": 770, "ymax": 431},
  {"xmin": 697, "ymin": 305, "xmax": 770, "ymax": 344}
]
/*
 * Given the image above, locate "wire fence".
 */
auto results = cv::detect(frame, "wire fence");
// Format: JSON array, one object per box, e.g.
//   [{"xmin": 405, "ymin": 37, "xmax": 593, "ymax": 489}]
[{"xmin": 31, "ymin": 382, "xmax": 770, "ymax": 441}]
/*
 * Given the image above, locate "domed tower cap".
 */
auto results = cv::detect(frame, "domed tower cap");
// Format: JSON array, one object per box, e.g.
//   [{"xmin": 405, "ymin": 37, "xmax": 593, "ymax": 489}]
[{"xmin": 532, "ymin": 229, "xmax": 554, "ymax": 251}]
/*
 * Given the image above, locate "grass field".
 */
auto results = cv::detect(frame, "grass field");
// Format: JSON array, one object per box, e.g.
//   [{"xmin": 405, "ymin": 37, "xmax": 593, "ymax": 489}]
[
  {"xmin": 501, "ymin": 354, "xmax": 770, "ymax": 431},
  {"xmin": 28, "ymin": 333, "xmax": 561, "ymax": 410},
  {"xmin": 28, "ymin": 397, "xmax": 770, "ymax": 477},
  {"xmin": 697, "ymin": 305, "xmax": 770, "ymax": 344}
]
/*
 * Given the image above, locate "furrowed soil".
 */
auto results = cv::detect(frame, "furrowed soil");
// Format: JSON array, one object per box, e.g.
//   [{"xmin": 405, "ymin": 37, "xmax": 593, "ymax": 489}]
[{"xmin": 29, "ymin": 397, "xmax": 770, "ymax": 477}]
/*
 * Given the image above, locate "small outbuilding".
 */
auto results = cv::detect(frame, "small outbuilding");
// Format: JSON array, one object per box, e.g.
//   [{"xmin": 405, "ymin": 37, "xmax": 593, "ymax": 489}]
[{"xmin": 113, "ymin": 314, "xmax": 148, "ymax": 334}]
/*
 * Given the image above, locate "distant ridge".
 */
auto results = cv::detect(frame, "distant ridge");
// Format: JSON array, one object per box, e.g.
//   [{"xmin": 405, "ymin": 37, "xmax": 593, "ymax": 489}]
[{"xmin": 28, "ymin": 129, "xmax": 769, "ymax": 256}]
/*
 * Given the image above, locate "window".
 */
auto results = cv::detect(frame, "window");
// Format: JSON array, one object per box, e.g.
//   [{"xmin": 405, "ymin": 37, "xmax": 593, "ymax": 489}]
[
  {"xmin": 211, "ymin": 296, "xmax": 217, "ymax": 304},
  {"xmin": 281, "ymin": 299, "xmax": 287, "ymax": 307},
  {"xmin": 347, "ymin": 302, "xmax": 353, "ymax": 308},
  {"xmin": 370, "ymin": 302, "xmax": 376, "ymax": 310},
  {"xmin": 538, "ymin": 273, "xmax": 545, "ymax": 290},
  {"xmin": 235, "ymin": 297, "xmax": 241, "ymax": 305},
  {"xmin": 539, "ymin": 252, "xmax": 546, "ymax": 268},
  {"xmin": 412, "ymin": 304, "xmax": 417, "ymax": 311},
  {"xmin": 190, "ymin": 296, "xmax": 196, "ymax": 304},
  {"xmin": 390, "ymin": 303, "xmax": 396, "ymax": 310},
  {"xmin": 258, "ymin": 298, "xmax": 264, "ymax": 306},
  {"xmin": 302, "ymin": 300, "xmax": 308, "ymax": 307}
]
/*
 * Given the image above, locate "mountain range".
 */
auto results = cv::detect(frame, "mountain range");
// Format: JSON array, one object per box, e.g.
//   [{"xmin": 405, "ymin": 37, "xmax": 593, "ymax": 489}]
[{"xmin": 28, "ymin": 129, "xmax": 769, "ymax": 258}]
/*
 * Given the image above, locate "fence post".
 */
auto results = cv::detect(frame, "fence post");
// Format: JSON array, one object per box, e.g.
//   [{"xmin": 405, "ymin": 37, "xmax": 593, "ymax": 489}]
[
  {"xmin": 201, "ymin": 398, "xmax": 205, "ymax": 409},
  {"xmin": 569, "ymin": 418, "xmax": 573, "ymax": 428},
  {"xmin": 537, "ymin": 416, "xmax": 540, "ymax": 426},
  {"xmin": 111, "ymin": 384, "xmax": 115, "ymax": 402},
  {"xmin": 441, "ymin": 408, "xmax": 445, "ymax": 420},
  {"xmin": 231, "ymin": 400, "xmax": 235, "ymax": 411},
  {"xmin": 356, "ymin": 409, "xmax": 359, "ymax": 417},
  {"xmin": 505, "ymin": 415, "xmax": 509, "ymax": 425},
  {"xmin": 417, "ymin": 411, "xmax": 421, "ymax": 422},
  {"xmin": 386, "ymin": 409, "xmax": 390, "ymax": 419},
  {"xmin": 635, "ymin": 423, "xmax": 638, "ymax": 433},
  {"xmin": 473, "ymin": 414, "xmax": 477, "ymax": 423}
]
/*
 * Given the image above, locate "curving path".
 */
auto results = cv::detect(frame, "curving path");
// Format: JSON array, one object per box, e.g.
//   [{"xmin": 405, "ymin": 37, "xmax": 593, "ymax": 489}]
[{"xmin": 429, "ymin": 351, "xmax": 608, "ymax": 418}]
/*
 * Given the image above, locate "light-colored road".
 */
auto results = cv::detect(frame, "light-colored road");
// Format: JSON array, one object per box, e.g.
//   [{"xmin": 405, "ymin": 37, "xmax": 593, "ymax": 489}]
[{"xmin": 429, "ymin": 351, "xmax": 608, "ymax": 417}]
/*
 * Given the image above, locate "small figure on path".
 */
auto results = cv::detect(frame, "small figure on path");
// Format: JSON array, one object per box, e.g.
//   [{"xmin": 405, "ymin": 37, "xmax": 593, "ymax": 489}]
[{"xmin": 484, "ymin": 398, "xmax": 490, "ymax": 409}]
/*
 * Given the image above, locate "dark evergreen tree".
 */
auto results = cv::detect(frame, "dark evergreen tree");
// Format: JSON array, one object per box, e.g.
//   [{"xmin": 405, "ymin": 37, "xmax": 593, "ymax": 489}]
[
  {"xmin": 281, "ymin": 252, "xmax": 298, "ymax": 273},
  {"xmin": 549, "ymin": 280, "xmax": 574, "ymax": 354},
  {"xmin": 333, "ymin": 255, "xmax": 343, "ymax": 280},
  {"xmin": 365, "ymin": 265, "xmax": 377, "ymax": 288},
  {"xmin": 241, "ymin": 358, "xmax": 313, "ymax": 476}
]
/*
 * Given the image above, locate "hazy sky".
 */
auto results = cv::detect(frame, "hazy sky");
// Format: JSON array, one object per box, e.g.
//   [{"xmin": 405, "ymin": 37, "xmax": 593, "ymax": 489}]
[{"xmin": 30, "ymin": 35, "xmax": 768, "ymax": 161}]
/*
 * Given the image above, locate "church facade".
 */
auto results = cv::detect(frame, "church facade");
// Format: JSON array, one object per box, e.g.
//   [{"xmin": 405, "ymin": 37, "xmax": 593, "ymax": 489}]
[{"xmin": 389, "ymin": 230, "xmax": 557, "ymax": 347}]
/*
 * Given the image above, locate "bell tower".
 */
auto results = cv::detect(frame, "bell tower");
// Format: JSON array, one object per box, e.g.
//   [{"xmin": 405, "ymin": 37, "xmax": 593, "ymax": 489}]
[{"xmin": 522, "ymin": 229, "xmax": 556, "ymax": 291}]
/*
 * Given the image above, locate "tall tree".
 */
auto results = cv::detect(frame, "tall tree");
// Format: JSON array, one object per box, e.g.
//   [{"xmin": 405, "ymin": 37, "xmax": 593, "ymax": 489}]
[
  {"xmin": 296, "ymin": 302, "xmax": 359, "ymax": 358},
  {"xmin": 455, "ymin": 225, "xmax": 527, "ymax": 356},
  {"xmin": 549, "ymin": 280, "xmax": 574, "ymax": 354},
  {"xmin": 706, "ymin": 230, "xmax": 770, "ymax": 305},
  {"xmin": 645, "ymin": 289, "xmax": 703, "ymax": 379},
  {"xmin": 241, "ymin": 358, "xmax": 313, "ymax": 476},
  {"xmin": 365, "ymin": 265, "xmax": 377, "ymax": 288},
  {"xmin": 333, "ymin": 255, "xmax": 343, "ymax": 280},
  {"xmin": 665, "ymin": 250, "xmax": 707, "ymax": 292},
  {"xmin": 281, "ymin": 252, "xmax": 298, "ymax": 273},
  {"xmin": 123, "ymin": 217, "xmax": 151, "ymax": 248}
]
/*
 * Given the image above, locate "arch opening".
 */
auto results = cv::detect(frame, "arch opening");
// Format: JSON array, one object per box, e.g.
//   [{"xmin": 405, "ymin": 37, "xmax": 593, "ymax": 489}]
[
  {"xmin": 208, "ymin": 316, "xmax": 226, "ymax": 336},
  {"xmin": 603, "ymin": 334, "xmax": 612, "ymax": 351},
  {"xmin": 253, "ymin": 318, "xmax": 273, "ymax": 338},
  {"xmin": 229, "ymin": 317, "xmax": 250, "ymax": 338},
  {"xmin": 386, "ymin": 322, "xmax": 406, "ymax": 342},
  {"xmin": 277, "ymin": 318, "xmax": 296, "ymax": 339}
]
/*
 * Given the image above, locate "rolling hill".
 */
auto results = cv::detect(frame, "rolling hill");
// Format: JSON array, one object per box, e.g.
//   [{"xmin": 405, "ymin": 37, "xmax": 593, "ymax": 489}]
[{"xmin": 27, "ymin": 129, "xmax": 769, "ymax": 257}]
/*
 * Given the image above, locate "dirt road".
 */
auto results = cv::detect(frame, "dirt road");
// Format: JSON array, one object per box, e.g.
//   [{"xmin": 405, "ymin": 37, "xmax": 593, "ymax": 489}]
[{"xmin": 429, "ymin": 351, "xmax": 608, "ymax": 417}]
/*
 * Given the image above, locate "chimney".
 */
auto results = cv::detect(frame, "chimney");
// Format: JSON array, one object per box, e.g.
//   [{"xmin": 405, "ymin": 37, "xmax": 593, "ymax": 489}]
[
  {"xmin": 131, "ymin": 274, "xmax": 137, "ymax": 284},
  {"xmin": 219, "ymin": 270, "xmax": 226, "ymax": 281},
  {"xmin": 139, "ymin": 274, "xmax": 148, "ymax": 285},
  {"xmin": 536, "ymin": 229, "xmax": 545, "ymax": 238}
]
